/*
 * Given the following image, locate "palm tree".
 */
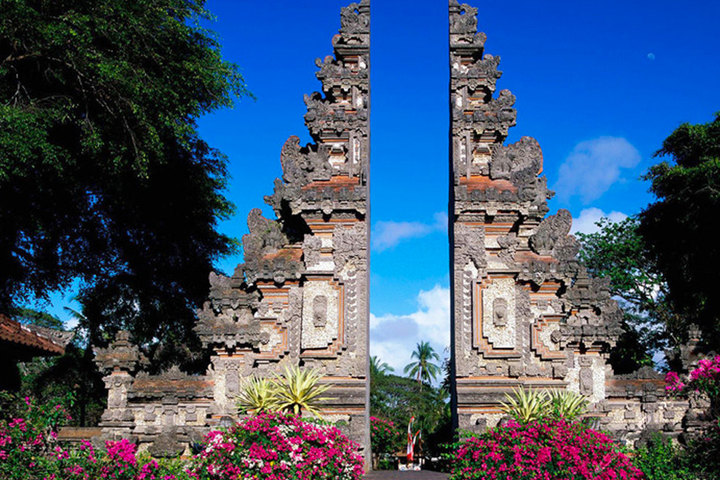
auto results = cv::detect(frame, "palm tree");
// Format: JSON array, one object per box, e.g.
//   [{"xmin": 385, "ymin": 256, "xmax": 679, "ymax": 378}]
[
  {"xmin": 370, "ymin": 355, "xmax": 394, "ymax": 379},
  {"xmin": 403, "ymin": 341, "xmax": 440, "ymax": 389}
]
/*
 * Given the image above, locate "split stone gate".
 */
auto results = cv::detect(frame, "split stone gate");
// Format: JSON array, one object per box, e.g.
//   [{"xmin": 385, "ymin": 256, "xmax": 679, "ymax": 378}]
[{"xmin": 94, "ymin": 0, "xmax": 701, "ymax": 466}]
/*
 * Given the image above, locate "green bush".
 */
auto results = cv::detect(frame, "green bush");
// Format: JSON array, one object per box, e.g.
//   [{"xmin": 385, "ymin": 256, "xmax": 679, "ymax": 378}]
[{"xmin": 634, "ymin": 434, "xmax": 694, "ymax": 480}]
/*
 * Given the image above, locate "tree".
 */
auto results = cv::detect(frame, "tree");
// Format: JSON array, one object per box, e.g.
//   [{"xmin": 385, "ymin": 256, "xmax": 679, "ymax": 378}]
[
  {"xmin": 404, "ymin": 341, "xmax": 441, "ymax": 388},
  {"xmin": 15, "ymin": 308, "xmax": 105, "ymax": 426},
  {"xmin": 371, "ymin": 356, "xmax": 394, "ymax": 378},
  {"xmin": 0, "ymin": 0, "xmax": 249, "ymax": 368},
  {"xmin": 577, "ymin": 216, "xmax": 682, "ymax": 371},
  {"xmin": 369, "ymin": 372, "xmax": 450, "ymax": 457},
  {"xmin": 639, "ymin": 112, "xmax": 720, "ymax": 348}
]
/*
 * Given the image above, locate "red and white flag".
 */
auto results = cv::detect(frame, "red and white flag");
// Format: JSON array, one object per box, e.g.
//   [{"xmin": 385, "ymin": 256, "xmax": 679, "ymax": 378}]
[{"xmin": 406, "ymin": 416, "xmax": 416, "ymax": 462}]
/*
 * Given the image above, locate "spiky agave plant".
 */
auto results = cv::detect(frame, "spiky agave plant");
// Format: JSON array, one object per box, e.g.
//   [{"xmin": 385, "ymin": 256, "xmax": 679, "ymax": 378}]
[
  {"xmin": 500, "ymin": 387, "xmax": 550, "ymax": 423},
  {"xmin": 271, "ymin": 365, "xmax": 331, "ymax": 417},
  {"xmin": 237, "ymin": 376, "xmax": 278, "ymax": 414},
  {"xmin": 547, "ymin": 389, "xmax": 589, "ymax": 421}
]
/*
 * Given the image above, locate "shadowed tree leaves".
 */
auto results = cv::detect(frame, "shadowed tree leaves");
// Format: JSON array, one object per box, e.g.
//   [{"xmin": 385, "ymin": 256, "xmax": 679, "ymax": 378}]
[
  {"xmin": 639, "ymin": 112, "xmax": 720, "ymax": 349},
  {"xmin": 577, "ymin": 216, "xmax": 681, "ymax": 371},
  {"xmin": 0, "ymin": 0, "xmax": 249, "ymax": 369}
]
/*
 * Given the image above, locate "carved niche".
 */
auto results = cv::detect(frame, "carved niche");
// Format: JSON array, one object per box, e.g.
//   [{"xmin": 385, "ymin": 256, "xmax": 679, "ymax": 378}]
[
  {"xmin": 478, "ymin": 277, "xmax": 517, "ymax": 350},
  {"xmin": 301, "ymin": 280, "xmax": 343, "ymax": 350}
]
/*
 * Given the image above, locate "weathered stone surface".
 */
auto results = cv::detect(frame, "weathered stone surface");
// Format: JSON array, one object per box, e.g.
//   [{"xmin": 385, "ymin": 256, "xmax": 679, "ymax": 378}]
[{"xmin": 94, "ymin": 331, "xmax": 144, "ymax": 374}]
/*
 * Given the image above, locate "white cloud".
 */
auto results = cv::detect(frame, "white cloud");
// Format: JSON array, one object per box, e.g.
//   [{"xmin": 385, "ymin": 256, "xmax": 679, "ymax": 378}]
[
  {"xmin": 555, "ymin": 137, "xmax": 641, "ymax": 204},
  {"xmin": 370, "ymin": 285, "xmax": 450, "ymax": 378},
  {"xmin": 371, "ymin": 212, "xmax": 447, "ymax": 252},
  {"xmin": 571, "ymin": 207, "xmax": 628, "ymax": 235}
]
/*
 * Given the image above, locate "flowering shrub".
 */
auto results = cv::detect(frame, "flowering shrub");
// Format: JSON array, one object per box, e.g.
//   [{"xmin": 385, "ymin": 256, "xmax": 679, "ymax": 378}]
[
  {"xmin": 665, "ymin": 356, "xmax": 720, "ymax": 480},
  {"xmin": 666, "ymin": 356, "xmax": 720, "ymax": 398},
  {"xmin": 449, "ymin": 419, "xmax": 644, "ymax": 480},
  {"xmin": 189, "ymin": 411, "xmax": 363, "ymax": 480},
  {"xmin": 370, "ymin": 416, "xmax": 400, "ymax": 455},
  {"xmin": 0, "ymin": 394, "xmax": 188, "ymax": 480},
  {"xmin": 0, "ymin": 395, "xmax": 72, "ymax": 479},
  {"xmin": 0, "ymin": 397, "xmax": 363, "ymax": 480}
]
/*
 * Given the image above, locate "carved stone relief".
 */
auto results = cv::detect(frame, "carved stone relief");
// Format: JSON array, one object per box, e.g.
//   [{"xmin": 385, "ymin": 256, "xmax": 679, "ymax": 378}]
[{"xmin": 480, "ymin": 278, "xmax": 516, "ymax": 349}]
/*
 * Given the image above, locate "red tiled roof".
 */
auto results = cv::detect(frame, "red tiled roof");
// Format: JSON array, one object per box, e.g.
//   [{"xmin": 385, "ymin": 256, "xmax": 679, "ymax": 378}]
[{"xmin": 0, "ymin": 314, "xmax": 66, "ymax": 355}]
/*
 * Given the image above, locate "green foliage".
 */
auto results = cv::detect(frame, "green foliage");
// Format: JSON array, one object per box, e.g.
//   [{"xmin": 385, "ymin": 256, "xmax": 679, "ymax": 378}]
[
  {"xmin": 370, "ymin": 416, "xmax": 402, "ymax": 457},
  {"xmin": 0, "ymin": 393, "xmax": 74, "ymax": 480},
  {"xmin": 639, "ymin": 112, "xmax": 720, "ymax": 347},
  {"xmin": 634, "ymin": 434, "xmax": 695, "ymax": 480},
  {"xmin": 12, "ymin": 307, "xmax": 64, "ymax": 328},
  {"xmin": 370, "ymin": 355, "xmax": 393, "ymax": 378},
  {"xmin": 403, "ymin": 341, "xmax": 441, "ymax": 386},
  {"xmin": 683, "ymin": 425, "xmax": 720, "ymax": 480},
  {"xmin": 577, "ymin": 216, "xmax": 676, "ymax": 371},
  {"xmin": 236, "ymin": 376, "xmax": 276, "ymax": 415},
  {"xmin": 270, "ymin": 366, "xmax": 331, "ymax": 417},
  {"xmin": 500, "ymin": 388, "xmax": 589, "ymax": 424},
  {"xmin": 370, "ymin": 368, "xmax": 450, "ymax": 457},
  {"xmin": 500, "ymin": 387, "xmax": 550, "ymax": 424},
  {"xmin": 236, "ymin": 366, "xmax": 330, "ymax": 418},
  {"xmin": 376, "ymin": 456, "xmax": 397, "ymax": 470},
  {"xmin": 9, "ymin": 308, "xmax": 105, "ymax": 426},
  {"xmin": 0, "ymin": 0, "xmax": 249, "ymax": 370},
  {"xmin": 546, "ymin": 389, "xmax": 589, "ymax": 421},
  {"xmin": 18, "ymin": 343, "xmax": 105, "ymax": 426}
]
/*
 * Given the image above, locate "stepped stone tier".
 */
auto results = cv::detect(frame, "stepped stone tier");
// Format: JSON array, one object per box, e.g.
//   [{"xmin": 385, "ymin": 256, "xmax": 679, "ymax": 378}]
[
  {"xmin": 94, "ymin": 1, "xmax": 371, "ymax": 463},
  {"xmin": 447, "ymin": 0, "xmax": 697, "ymax": 445}
]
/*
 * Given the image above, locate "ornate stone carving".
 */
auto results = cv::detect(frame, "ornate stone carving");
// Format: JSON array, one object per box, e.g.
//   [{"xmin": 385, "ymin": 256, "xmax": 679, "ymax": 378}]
[
  {"xmin": 313, "ymin": 295, "xmax": 328, "ymax": 328},
  {"xmin": 280, "ymin": 136, "xmax": 334, "ymax": 186},
  {"xmin": 455, "ymin": 223, "xmax": 486, "ymax": 271},
  {"xmin": 481, "ymin": 278, "xmax": 516, "ymax": 349},
  {"xmin": 94, "ymin": 331, "xmax": 144, "ymax": 374},
  {"xmin": 490, "ymin": 136, "xmax": 542, "ymax": 182},
  {"xmin": 579, "ymin": 356, "xmax": 595, "ymax": 396},
  {"xmin": 492, "ymin": 298, "xmax": 508, "ymax": 327},
  {"xmin": 529, "ymin": 209, "xmax": 573, "ymax": 255},
  {"xmin": 340, "ymin": 1, "xmax": 369, "ymax": 34},
  {"xmin": 333, "ymin": 223, "xmax": 367, "ymax": 271},
  {"xmin": 301, "ymin": 281, "xmax": 341, "ymax": 350},
  {"xmin": 303, "ymin": 235, "xmax": 324, "ymax": 269},
  {"xmin": 497, "ymin": 232, "xmax": 518, "ymax": 266},
  {"xmin": 194, "ymin": 313, "xmax": 271, "ymax": 350},
  {"xmin": 449, "ymin": 1, "xmax": 479, "ymax": 35}
]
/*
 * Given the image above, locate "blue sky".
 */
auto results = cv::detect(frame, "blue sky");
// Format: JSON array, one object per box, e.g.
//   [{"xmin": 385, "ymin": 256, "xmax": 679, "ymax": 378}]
[{"xmin": 49, "ymin": 0, "xmax": 720, "ymax": 374}]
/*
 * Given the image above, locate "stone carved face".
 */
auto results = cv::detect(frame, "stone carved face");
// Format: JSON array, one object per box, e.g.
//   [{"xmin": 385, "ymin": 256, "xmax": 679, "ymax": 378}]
[
  {"xmin": 313, "ymin": 295, "xmax": 328, "ymax": 328},
  {"xmin": 493, "ymin": 298, "xmax": 508, "ymax": 327}
]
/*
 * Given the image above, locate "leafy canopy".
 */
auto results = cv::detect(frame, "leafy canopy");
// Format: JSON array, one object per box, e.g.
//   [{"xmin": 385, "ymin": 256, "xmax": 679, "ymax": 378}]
[
  {"xmin": 639, "ymin": 112, "xmax": 720, "ymax": 347},
  {"xmin": 0, "ymin": 0, "xmax": 249, "ymax": 367},
  {"xmin": 577, "ymin": 216, "xmax": 679, "ymax": 371}
]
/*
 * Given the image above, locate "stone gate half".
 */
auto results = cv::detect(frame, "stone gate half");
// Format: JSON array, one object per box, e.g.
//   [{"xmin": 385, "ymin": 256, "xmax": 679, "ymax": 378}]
[
  {"xmin": 94, "ymin": 0, "xmax": 371, "ymax": 462},
  {"xmin": 448, "ymin": 0, "xmax": 694, "ymax": 444}
]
